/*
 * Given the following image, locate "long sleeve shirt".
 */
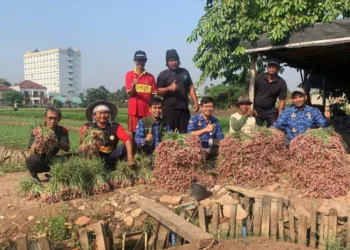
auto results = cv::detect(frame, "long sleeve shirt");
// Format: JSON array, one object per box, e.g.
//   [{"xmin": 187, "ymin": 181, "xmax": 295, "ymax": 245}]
[
  {"xmin": 272, "ymin": 105, "xmax": 329, "ymax": 141},
  {"xmin": 135, "ymin": 118, "xmax": 171, "ymax": 151},
  {"xmin": 187, "ymin": 114, "xmax": 224, "ymax": 148},
  {"xmin": 229, "ymin": 113, "xmax": 256, "ymax": 134}
]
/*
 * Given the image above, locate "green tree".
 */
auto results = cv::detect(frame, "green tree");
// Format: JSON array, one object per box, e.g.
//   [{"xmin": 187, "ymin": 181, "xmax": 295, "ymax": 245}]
[
  {"xmin": 85, "ymin": 86, "xmax": 110, "ymax": 105},
  {"xmin": 2, "ymin": 91, "xmax": 23, "ymax": 104},
  {"xmin": 0, "ymin": 78, "xmax": 11, "ymax": 86},
  {"xmin": 187, "ymin": 0, "xmax": 350, "ymax": 86},
  {"xmin": 108, "ymin": 86, "xmax": 128, "ymax": 108}
]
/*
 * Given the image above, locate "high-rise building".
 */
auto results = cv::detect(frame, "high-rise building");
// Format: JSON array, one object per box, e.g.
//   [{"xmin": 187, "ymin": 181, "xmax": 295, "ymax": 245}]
[{"xmin": 24, "ymin": 47, "xmax": 81, "ymax": 97}]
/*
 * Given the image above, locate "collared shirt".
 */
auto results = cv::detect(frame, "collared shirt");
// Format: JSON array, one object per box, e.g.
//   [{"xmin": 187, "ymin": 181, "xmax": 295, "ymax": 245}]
[
  {"xmin": 135, "ymin": 118, "xmax": 172, "ymax": 151},
  {"xmin": 254, "ymin": 73, "xmax": 287, "ymax": 112},
  {"xmin": 125, "ymin": 68, "xmax": 157, "ymax": 116},
  {"xmin": 157, "ymin": 67, "xmax": 193, "ymax": 109},
  {"xmin": 272, "ymin": 105, "xmax": 329, "ymax": 142},
  {"xmin": 230, "ymin": 112, "xmax": 256, "ymax": 134},
  {"xmin": 187, "ymin": 114, "xmax": 224, "ymax": 148}
]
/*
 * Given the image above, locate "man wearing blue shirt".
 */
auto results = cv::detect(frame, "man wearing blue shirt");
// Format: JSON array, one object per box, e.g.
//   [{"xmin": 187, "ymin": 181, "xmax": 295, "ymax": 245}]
[
  {"xmin": 187, "ymin": 96, "xmax": 224, "ymax": 158},
  {"xmin": 272, "ymin": 88, "xmax": 331, "ymax": 142},
  {"xmin": 135, "ymin": 97, "xmax": 171, "ymax": 154}
]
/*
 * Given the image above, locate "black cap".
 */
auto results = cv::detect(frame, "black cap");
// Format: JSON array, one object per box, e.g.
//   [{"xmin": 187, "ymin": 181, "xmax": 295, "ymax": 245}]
[
  {"xmin": 166, "ymin": 49, "xmax": 180, "ymax": 62},
  {"xmin": 267, "ymin": 58, "xmax": 280, "ymax": 67},
  {"xmin": 134, "ymin": 50, "xmax": 147, "ymax": 60}
]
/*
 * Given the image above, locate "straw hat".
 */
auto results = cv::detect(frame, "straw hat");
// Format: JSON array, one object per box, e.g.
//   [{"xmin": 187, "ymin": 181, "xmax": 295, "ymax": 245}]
[{"xmin": 85, "ymin": 100, "xmax": 118, "ymax": 122}]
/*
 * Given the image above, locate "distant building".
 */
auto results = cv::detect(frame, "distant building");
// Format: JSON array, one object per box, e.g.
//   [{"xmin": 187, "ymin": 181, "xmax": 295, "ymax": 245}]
[
  {"xmin": 11, "ymin": 80, "xmax": 48, "ymax": 104},
  {"xmin": 0, "ymin": 84, "xmax": 13, "ymax": 105},
  {"xmin": 24, "ymin": 47, "xmax": 81, "ymax": 98}
]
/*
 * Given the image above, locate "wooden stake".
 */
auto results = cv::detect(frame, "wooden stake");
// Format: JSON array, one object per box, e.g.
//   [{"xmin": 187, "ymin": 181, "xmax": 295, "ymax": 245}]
[
  {"xmin": 156, "ymin": 225, "xmax": 168, "ymax": 250},
  {"xmin": 319, "ymin": 215, "xmax": 329, "ymax": 250},
  {"xmin": 236, "ymin": 219, "xmax": 243, "ymax": 238},
  {"xmin": 145, "ymin": 232, "xmax": 148, "ymax": 250},
  {"xmin": 229, "ymin": 204, "xmax": 237, "ymax": 239},
  {"xmin": 212, "ymin": 202, "xmax": 220, "ymax": 235},
  {"xmin": 148, "ymin": 221, "xmax": 160, "ymax": 250},
  {"xmin": 79, "ymin": 228, "xmax": 89, "ymax": 250},
  {"xmin": 328, "ymin": 209, "xmax": 338, "ymax": 240},
  {"xmin": 347, "ymin": 210, "xmax": 350, "ymax": 248},
  {"xmin": 270, "ymin": 198, "xmax": 278, "ymax": 241},
  {"xmin": 122, "ymin": 233, "xmax": 126, "ymax": 250},
  {"xmin": 16, "ymin": 234, "xmax": 27, "ymax": 250},
  {"xmin": 249, "ymin": 53, "xmax": 257, "ymax": 108},
  {"xmin": 261, "ymin": 196, "xmax": 271, "ymax": 237},
  {"xmin": 288, "ymin": 206, "xmax": 296, "ymax": 243},
  {"xmin": 297, "ymin": 215, "xmax": 307, "ymax": 246},
  {"xmin": 198, "ymin": 205, "xmax": 207, "ymax": 232},
  {"xmin": 310, "ymin": 201, "xmax": 317, "ymax": 248},
  {"xmin": 242, "ymin": 197, "xmax": 251, "ymax": 234},
  {"xmin": 253, "ymin": 197, "xmax": 263, "ymax": 236},
  {"xmin": 277, "ymin": 198, "xmax": 284, "ymax": 242}
]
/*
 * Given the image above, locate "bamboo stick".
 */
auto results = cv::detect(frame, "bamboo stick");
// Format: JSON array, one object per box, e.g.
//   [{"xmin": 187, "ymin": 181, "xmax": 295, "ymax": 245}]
[
  {"xmin": 253, "ymin": 197, "xmax": 263, "ymax": 236},
  {"xmin": 229, "ymin": 204, "xmax": 237, "ymax": 239}
]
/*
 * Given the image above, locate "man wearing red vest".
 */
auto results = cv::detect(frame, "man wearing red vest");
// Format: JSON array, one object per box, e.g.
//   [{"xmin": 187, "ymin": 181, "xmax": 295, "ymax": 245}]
[{"xmin": 125, "ymin": 50, "xmax": 157, "ymax": 139}]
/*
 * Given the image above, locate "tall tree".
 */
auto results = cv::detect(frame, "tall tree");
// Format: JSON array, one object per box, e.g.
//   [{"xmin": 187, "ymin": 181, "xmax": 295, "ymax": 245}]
[
  {"xmin": 187, "ymin": 0, "xmax": 350, "ymax": 86},
  {"xmin": 0, "ymin": 78, "xmax": 11, "ymax": 86},
  {"xmin": 108, "ymin": 86, "xmax": 128, "ymax": 107},
  {"xmin": 85, "ymin": 86, "xmax": 110, "ymax": 105},
  {"xmin": 2, "ymin": 91, "xmax": 24, "ymax": 104}
]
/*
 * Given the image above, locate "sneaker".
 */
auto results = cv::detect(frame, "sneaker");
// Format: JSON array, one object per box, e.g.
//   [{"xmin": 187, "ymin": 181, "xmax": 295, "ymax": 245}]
[{"xmin": 31, "ymin": 173, "xmax": 41, "ymax": 183}]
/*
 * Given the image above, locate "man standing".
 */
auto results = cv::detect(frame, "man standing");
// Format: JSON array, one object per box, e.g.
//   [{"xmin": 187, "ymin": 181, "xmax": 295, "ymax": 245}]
[
  {"xmin": 254, "ymin": 58, "xmax": 287, "ymax": 127},
  {"xmin": 157, "ymin": 49, "xmax": 199, "ymax": 133},
  {"xmin": 272, "ymin": 89, "xmax": 330, "ymax": 142},
  {"xmin": 135, "ymin": 97, "xmax": 171, "ymax": 154},
  {"xmin": 125, "ymin": 50, "xmax": 157, "ymax": 138}
]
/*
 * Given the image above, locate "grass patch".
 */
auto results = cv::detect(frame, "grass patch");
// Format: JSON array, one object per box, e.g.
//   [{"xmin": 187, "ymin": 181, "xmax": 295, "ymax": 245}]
[{"xmin": 0, "ymin": 163, "xmax": 26, "ymax": 174}]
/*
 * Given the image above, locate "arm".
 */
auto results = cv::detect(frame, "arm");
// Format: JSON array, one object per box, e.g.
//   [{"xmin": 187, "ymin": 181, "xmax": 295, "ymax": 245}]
[
  {"xmin": 189, "ymin": 85, "xmax": 199, "ymax": 112},
  {"xmin": 151, "ymin": 75, "xmax": 158, "ymax": 96},
  {"xmin": 116, "ymin": 125, "xmax": 135, "ymax": 166},
  {"xmin": 314, "ymin": 109, "xmax": 329, "ymax": 127},
  {"xmin": 59, "ymin": 127, "xmax": 70, "ymax": 152},
  {"xmin": 272, "ymin": 111, "xmax": 288, "ymax": 130},
  {"xmin": 214, "ymin": 121, "xmax": 224, "ymax": 140},
  {"xmin": 278, "ymin": 100, "xmax": 286, "ymax": 116},
  {"xmin": 157, "ymin": 74, "xmax": 176, "ymax": 96},
  {"xmin": 28, "ymin": 131, "xmax": 35, "ymax": 149},
  {"xmin": 188, "ymin": 117, "xmax": 212, "ymax": 136},
  {"xmin": 135, "ymin": 120, "xmax": 147, "ymax": 147},
  {"xmin": 278, "ymin": 81, "xmax": 287, "ymax": 116},
  {"xmin": 230, "ymin": 116, "xmax": 248, "ymax": 132},
  {"xmin": 79, "ymin": 125, "xmax": 88, "ymax": 145},
  {"xmin": 125, "ymin": 72, "xmax": 137, "ymax": 96}
]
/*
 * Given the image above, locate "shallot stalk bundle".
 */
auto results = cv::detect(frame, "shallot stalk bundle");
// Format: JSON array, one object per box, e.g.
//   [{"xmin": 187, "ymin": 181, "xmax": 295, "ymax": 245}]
[
  {"xmin": 153, "ymin": 133, "xmax": 215, "ymax": 192},
  {"xmin": 289, "ymin": 128, "xmax": 350, "ymax": 199},
  {"xmin": 79, "ymin": 128, "xmax": 104, "ymax": 156},
  {"xmin": 30, "ymin": 126, "xmax": 58, "ymax": 155},
  {"xmin": 217, "ymin": 128, "xmax": 288, "ymax": 187}
]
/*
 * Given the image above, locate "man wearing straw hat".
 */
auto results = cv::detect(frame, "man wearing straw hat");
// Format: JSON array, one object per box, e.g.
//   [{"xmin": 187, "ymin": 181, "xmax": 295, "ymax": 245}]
[
  {"xmin": 230, "ymin": 95, "xmax": 256, "ymax": 134},
  {"xmin": 80, "ymin": 100, "xmax": 135, "ymax": 170}
]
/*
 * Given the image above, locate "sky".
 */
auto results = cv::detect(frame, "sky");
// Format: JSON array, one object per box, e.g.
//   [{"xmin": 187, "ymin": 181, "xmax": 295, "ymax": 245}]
[{"xmin": 0, "ymin": 0, "xmax": 300, "ymax": 93}]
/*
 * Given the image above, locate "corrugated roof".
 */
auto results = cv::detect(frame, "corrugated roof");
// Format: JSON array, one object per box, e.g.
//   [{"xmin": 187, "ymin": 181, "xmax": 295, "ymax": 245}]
[
  {"xmin": 14, "ymin": 80, "xmax": 47, "ymax": 90},
  {"xmin": 0, "ymin": 85, "xmax": 13, "ymax": 91}
]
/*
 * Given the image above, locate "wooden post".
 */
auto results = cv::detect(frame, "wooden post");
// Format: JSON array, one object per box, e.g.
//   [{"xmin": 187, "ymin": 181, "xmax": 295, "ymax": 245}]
[
  {"xmin": 277, "ymin": 198, "xmax": 284, "ymax": 242},
  {"xmin": 37, "ymin": 237, "xmax": 52, "ymax": 250},
  {"xmin": 310, "ymin": 202, "xmax": 317, "ymax": 248},
  {"xmin": 229, "ymin": 204, "xmax": 237, "ymax": 239},
  {"xmin": 253, "ymin": 197, "xmax": 263, "ymax": 236},
  {"xmin": 156, "ymin": 225, "xmax": 168, "ymax": 250},
  {"xmin": 297, "ymin": 215, "xmax": 307, "ymax": 246},
  {"xmin": 212, "ymin": 202, "xmax": 220, "ymax": 235},
  {"xmin": 79, "ymin": 228, "xmax": 89, "ymax": 250},
  {"xmin": 249, "ymin": 53, "xmax": 257, "ymax": 108},
  {"xmin": 91, "ymin": 222, "xmax": 107, "ymax": 250},
  {"xmin": 329, "ymin": 209, "xmax": 338, "ymax": 240},
  {"xmin": 347, "ymin": 210, "xmax": 350, "ymax": 248},
  {"xmin": 270, "ymin": 198, "xmax": 278, "ymax": 241},
  {"xmin": 261, "ymin": 196, "xmax": 271, "ymax": 237},
  {"xmin": 148, "ymin": 221, "xmax": 160, "ymax": 250},
  {"xmin": 242, "ymin": 197, "xmax": 251, "ymax": 234},
  {"xmin": 16, "ymin": 234, "xmax": 27, "ymax": 250},
  {"xmin": 198, "ymin": 205, "xmax": 207, "ymax": 232},
  {"xmin": 322, "ymin": 74, "xmax": 327, "ymax": 107},
  {"xmin": 236, "ymin": 219, "xmax": 243, "ymax": 238},
  {"xmin": 319, "ymin": 215, "xmax": 329, "ymax": 250},
  {"xmin": 288, "ymin": 206, "xmax": 296, "ymax": 243},
  {"xmin": 122, "ymin": 233, "xmax": 126, "ymax": 250}
]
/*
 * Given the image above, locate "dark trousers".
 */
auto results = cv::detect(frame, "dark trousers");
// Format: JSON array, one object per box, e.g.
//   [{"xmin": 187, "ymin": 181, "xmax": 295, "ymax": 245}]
[
  {"xmin": 256, "ymin": 109, "xmax": 278, "ymax": 127},
  {"xmin": 162, "ymin": 108, "xmax": 190, "ymax": 133},
  {"xmin": 103, "ymin": 144, "xmax": 127, "ymax": 171},
  {"xmin": 26, "ymin": 153, "xmax": 74, "ymax": 177}
]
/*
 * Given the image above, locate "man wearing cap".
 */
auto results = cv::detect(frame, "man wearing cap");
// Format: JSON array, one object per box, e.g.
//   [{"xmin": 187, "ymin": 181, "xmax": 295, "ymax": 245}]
[
  {"xmin": 80, "ymin": 100, "xmax": 135, "ymax": 169},
  {"xmin": 125, "ymin": 50, "xmax": 157, "ymax": 139},
  {"xmin": 254, "ymin": 58, "xmax": 287, "ymax": 127},
  {"xmin": 272, "ymin": 88, "xmax": 331, "ymax": 142},
  {"xmin": 157, "ymin": 49, "xmax": 199, "ymax": 133},
  {"xmin": 230, "ymin": 95, "xmax": 256, "ymax": 134}
]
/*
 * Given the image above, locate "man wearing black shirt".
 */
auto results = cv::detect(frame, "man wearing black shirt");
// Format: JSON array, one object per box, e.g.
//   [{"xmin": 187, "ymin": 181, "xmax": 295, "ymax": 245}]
[
  {"xmin": 254, "ymin": 58, "xmax": 287, "ymax": 127},
  {"xmin": 157, "ymin": 49, "xmax": 199, "ymax": 133}
]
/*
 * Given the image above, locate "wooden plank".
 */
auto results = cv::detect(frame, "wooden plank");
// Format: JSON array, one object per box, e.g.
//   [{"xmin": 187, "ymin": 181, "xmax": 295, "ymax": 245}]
[
  {"xmin": 198, "ymin": 205, "xmax": 207, "ymax": 232},
  {"xmin": 37, "ymin": 237, "xmax": 52, "ymax": 250},
  {"xmin": 328, "ymin": 208, "xmax": 338, "ymax": 239},
  {"xmin": 253, "ymin": 197, "xmax": 263, "ymax": 236},
  {"xmin": 277, "ymin": 198, "xmax": 284, "ymax": 242},
  {"xmin": 155, "ymin": 225, "xmax": 168, "ymax": 250},
  {"xmin": 212, "ymin": 202, "xmax": 220, "ymax": 235},
  {"xmin": 229, "ymin": 204, "xmax": 237, "ymax": 239},
  {"xmin": 91, "ymin": 221, "xmax": 107, "ymax": 250},
  {"xmin": 235, "ymin": 219, "xmax": 243, "ymax": 238},
  {"xmin": 319, "ymin": 215, "xmax": 328, "ymax": 250},
  {"xmin": 261, "ymin": 196, "xmax": 271, "ymax": 237},
  {"xmin": 347, "ymin": 210, "xmax": 350, "ymax": 248},
  {"xmin": 226, "ymin": 186, "xmax": 289, "ymax": 201},
  {"xmin": 148, "ymin": 221, "xmax": 160, "ymax": 250},
  {"xmin": 270, "ymin": 198, "xmax": 278, "ymax": 241},
  {"xmin": 310, "ymin": 201, "xmax": 317, "ymax": 248},
  {"xmin": 78, "ymin": 228, "xmax": 89, "ymax": 250},
  {"xmin": 297, "ymin": 215, "xmax": 307, "ymax": 246},
  {"xmin": 138, "ymin": 198, "xmax": 213, "ymax": 249},
  {"xmin": 288, "ymin": 206, "xmax": 296, "ymax": 243},
  {"xmin": 16, "ymin": 234, "xmax": 27, "ymax": 250}
]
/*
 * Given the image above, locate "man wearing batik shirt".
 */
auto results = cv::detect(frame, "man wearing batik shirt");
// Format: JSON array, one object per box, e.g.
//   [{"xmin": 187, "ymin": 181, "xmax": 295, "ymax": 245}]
[
  {"xmin": 187, "ymin": 96, "xmax": 224, "ymax": 158},
  {"xmin": 135, "ymin": 97, "xmax": 171, "ymax": 154},
  {"xmin": 125, "ymin": 50, "xmax": 157, "ymax": 138},
  {"xmin": 272, "ymin": 88, "xmax": 331, "ymax": 142}
]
